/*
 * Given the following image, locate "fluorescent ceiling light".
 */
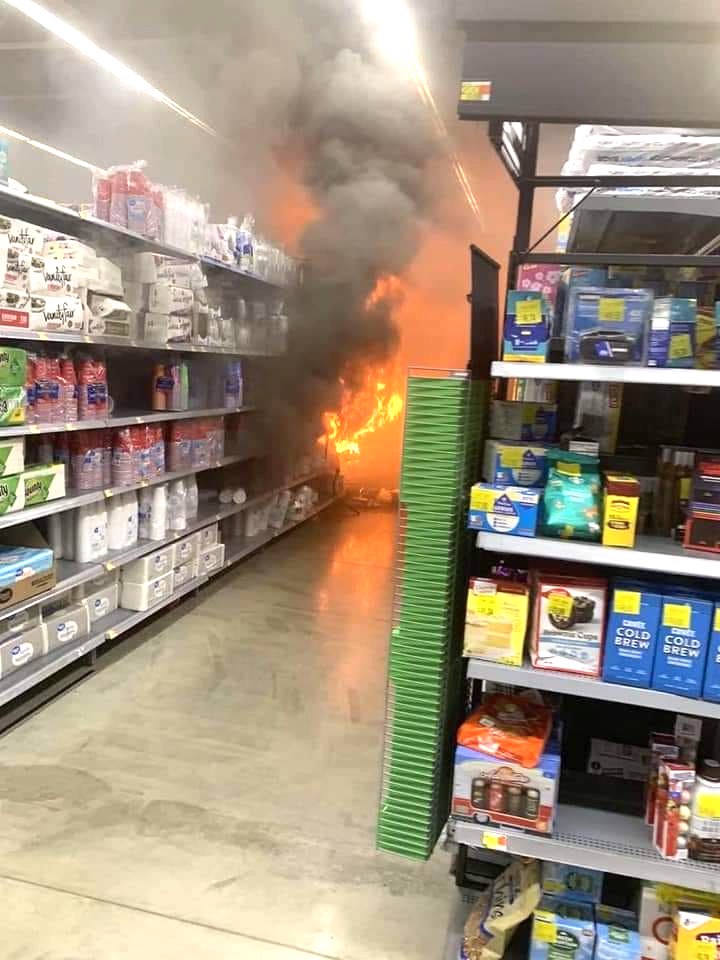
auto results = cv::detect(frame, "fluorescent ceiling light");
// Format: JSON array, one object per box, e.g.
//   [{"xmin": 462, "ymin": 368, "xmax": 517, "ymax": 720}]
[
  {"xmin": 1, "ymin": 0, "xmax": 218, "ymax": 138},
  {"xmin": 0, "ymin": 122, "xmax": 104, "ymax": 172}
]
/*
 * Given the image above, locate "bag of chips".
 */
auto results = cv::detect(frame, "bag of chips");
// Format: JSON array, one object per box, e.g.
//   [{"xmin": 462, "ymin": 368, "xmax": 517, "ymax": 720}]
[
  {"xmin": 456, "ymin": 693, "xmax": 552, "ymax": 768},
  {"xmin": 541, "ymin": 448, "xmax": 601, "ymax": 542},
  {"xmin": 461, "ymin": 858, "xmax": 541, "ymax": 960}
]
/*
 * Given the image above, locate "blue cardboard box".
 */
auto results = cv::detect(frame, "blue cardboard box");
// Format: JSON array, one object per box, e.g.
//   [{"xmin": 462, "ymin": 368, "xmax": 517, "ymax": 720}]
[
  {"xmin": 531, "ymin": 896, "xmax": 595, "ymax": 960},
  {"xmin": 555, "ymin": 267, "xmax": 608, "ymax": 338},
  {"xmin": 647, "ymin": 298, "xmax": 697, "ymax": 368},
  {"xmin": 603, "ymin": 583, "xmax": 662, "ymax": 689},
  {"xmin": 594, "ymin": 906, "xmax": 640, "ymax": 960},
  {"xmin": 702, "ymin": 604, "xmax": 720, "ymax": 703},
  {"xmin": 542, "ymin": 862, "xmax": 603, "ymax": 903},
  {"xmin": 483, "ymin": 439, "xmax": 550, "ymax": 488},
  {"xmin": 565, "ymin": 287, "xmax": 653, "ymax": 364},
  {"xmin": 503, "ymin": 291, "xmax": 550, "ymax": 362},
  {"xmin": 651, "ymin": 595, "xmax": 712, "ymax": 698},
  {"xmin": 468, "ymin": 484, "xmax": 540, "ymax": 537}
]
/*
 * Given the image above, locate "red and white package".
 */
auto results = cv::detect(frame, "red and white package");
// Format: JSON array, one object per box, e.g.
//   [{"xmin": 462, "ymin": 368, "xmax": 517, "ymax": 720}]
[
  {"xmin": 167, "ymin": 421, "xmax": 193, "ymax": 472},
  {"xmin": 33, "ymin": 355, "xmax": 61, "ymax": 424},
  {"xmin": 70, "ymin": 429, "xmax": 104, "ymax": 489},
  {"xmin": 59, "ymin": 355, "xmax": 78, "ymax": 422},
  {"xmin": 112, "ymin": 427, "xmax": 134, "ymax": 487},
  {"xmin": 654, "ymin": 761, "xmax": 695, "ymax": 860},
  {"xmin": 77, "ymin": 357, "xmax": 108, "ymax": 420}
]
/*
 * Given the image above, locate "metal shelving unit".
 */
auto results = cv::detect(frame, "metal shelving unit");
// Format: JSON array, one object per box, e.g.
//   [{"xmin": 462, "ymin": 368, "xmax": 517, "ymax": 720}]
[
  {"xmin": 491, "ymin": 360, "xmax": 720, "ymax": 388},
  {"xmin": 465, "ymin": 658, "xmax": 720, "ymax": 719}
]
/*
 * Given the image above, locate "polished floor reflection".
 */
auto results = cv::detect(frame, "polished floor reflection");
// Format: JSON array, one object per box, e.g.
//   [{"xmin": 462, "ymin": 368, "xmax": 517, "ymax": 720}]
[{"xmin": 0, "ymin": 506, "xmax": 452, "ymax": 959}]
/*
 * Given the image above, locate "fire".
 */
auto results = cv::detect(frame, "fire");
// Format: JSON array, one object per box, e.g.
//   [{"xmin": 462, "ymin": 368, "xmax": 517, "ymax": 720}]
[
  {"xmin": 320, "ymin": 373, "xmax": 404, "ymax": 458},
  {"xmin": 364, "ymin": 274, "xmax": 405, "ymax": 311}
]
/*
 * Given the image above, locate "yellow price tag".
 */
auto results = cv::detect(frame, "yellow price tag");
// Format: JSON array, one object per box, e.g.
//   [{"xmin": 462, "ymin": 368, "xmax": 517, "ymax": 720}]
[
  {"xmin": 37, "ymin": 332, "xmax": 48, "ymax": 341},
  {"xmin": 500, "ymin": 447, "xmax": 525, "ymax": 469},
  {"xmin": 460, "ymin": 80, "xmax": 492, "ymax": 102},
  {"xmin": 548, "ymin": 591, "xmax": 574, "ymax": 620},
  {"xmin": 714, "ymin": 607, "xmax": 720, "ymax": 633},
  {"xmin": 103, "ymin": 489, "xmax": 113, "ymax": 498},
  {"xmin": 557, "ymin": 461, "xmax": 581, "ymax": 477},
  {"xmin": 663, "ymin": 602, "xmax": 691, "ymax": 630},
  {"xmin": 471, "ymin": 593, "xmax": 497, "ymax": 618},
  {"xmin": 471, "ymin": 489, "xmax": 496, "ymax": 513},
  {"xmin": 599, "ymin": 298, "xmax": 626, "ymax": 322},
  {"xmin": 515, "ymin": 299, "xmax": 542, "ymax": 325},
  {"xmin": 696, "ymin": 792, "xmax": 720, "ymax": 818},
  {"xmin": 106, "ymin": 629, "xmax": 117, "ymax": 640},
  {"xmin": 65, "ymin": 422, "xmax": 76, "ymax": 431},
  {"xmin": 614, "ymin": 590, "xmax": 641, "ymax": 615},
  {"xmin": 29, "ymin": 425, "xmax": 39, "ymax": 434},
  {"xmin": 670, "ymin": 333, "xmax": 692, "ymax": 361},
  {"xmin": 481, "ymin": 831, "xmax": 507, "ymax": 852},
  {"xmin": 105, "ymin": 561, "xmax": 115, "ymax": 571}
]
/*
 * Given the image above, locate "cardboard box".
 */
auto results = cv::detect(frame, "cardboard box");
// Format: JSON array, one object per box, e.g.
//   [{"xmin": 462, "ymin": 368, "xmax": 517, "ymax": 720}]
[
  {"xmin": 173, "ymin": 532, "xmax": 200, "ymax": 566},
  {"xmin": 646, "ymin": 734, "xmax": 680, "ymax": 825},
  {"xmin": 673, "ymin": 908, "xmax": 720, "ymax": 960},
  {"xmin": 541, "ymin": 863, "xmax": 603, "ymax": 903},
  {"xmin": 652, "ymin": 596, "xmax": 712, "ymax": 698},
  {"xmin": 702, "ymin": 604, "xmax": 720, "ymax": 703},
  {"xmin": 198, "ymin": 543, "xmax": 224, "ymax": 576},
  {"xmin": 122, "ymin": 545, "xmax": 175, "ymax": 583},
  {"xmin": 595, "ymin": 906, "xmax": 640, "ymax": 960},
  {"xmin": 647, "ymin": 298, "xmax": 697, "ymax": 368},
  {"xmin": 121, "ymin": 570, "xmax": 174, "ymax": 611},
  {"xmin": 0, "ymin": 386, "xmax": 25, "ymax": 426},
  {"xmin": 172, "ymin": 560, "xmax": 198, "ymax": 589},
  {"xmin": 503, "ymin": 290, "xmax": 550, "ymax": 363},
  {"xmin": 44, "ymin": 603, "xmax": 90, "ymax": 653},
  {"xmin": 81, "ymin": 581, "xmax": 119, "ymax": 624},
  {"xmin": 0, "ymin": 437, "xmax": 23, "ymax": 477},
  {"xmin": 603, "ymin": 584, "xmax": 662, "ymax": 689},
  {"xmin": 638, "ymin": 885, "xmax": 673, "ymax": 960},
  {"xmin": 0, "ymin": 472, "xmax": 24, "ymax": 516},
  {"xmin": 0, "ymin": 523, "xmax": 55, "ymax": 610},
  {"xmin": 530, "ymin": 573, "xmax": 607, "ymax": 676},
  {"xmin": 0, "ymin": 621, "xmax": 46, "ymax": 678},
  {"xmin": 22, "ymin": 463, "xmax": 65, "ymax": 506},
  {"xmin": 451, "ymin": 724, "xmax": 562, "ymax": 835},
  {"xmin": 490, "ymin": 401, "xmax": 557, "ymax": 442},
  {"xmin": 603, "ymin": 474, "xmax": 640, "ymax": 548},
  {"xmin": 483, "ymin": 439, "xmax": 550, "ymax": 488},
  {"xmin": 588, "ymin": 738, "xmax": 651, "ymax": 782},
  {"xmin": 0, "ymin": 346, "xmax": 26, "ymax": 387},
  {"xmin": 198, "ymin": 523, "xmax": 218, "ymax": 550},
  {"xmin": 654, "ymin": 761, "xmax": 695, "ymax": 860},
  {"xmin": 464, "ymin": 577, "xmax": 530, "ymax": 666},
  {"xmin": 469, "ymin": 484, "xmax": 540, "ymax": 537},
  {"xmin": 530, "ymin": 896, "xmax": 595, "ymax": 960}
]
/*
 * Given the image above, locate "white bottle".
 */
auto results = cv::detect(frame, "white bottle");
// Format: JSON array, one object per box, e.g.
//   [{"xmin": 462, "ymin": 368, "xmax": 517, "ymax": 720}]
[
  {"xmin": 138, "ymin": 488, "xmax": 153, "ymax": 540},
  {"xmin": 168, "ymin": 478, "xmax": 187, "ymax": 532},
  {"xmin": 124, "ymin": 491, "xmax": 138, "ymax": 547},
  {"xmin": 75, "ymin": 503, "xmax": 108, "ymax": 563},
  {"xmin": 150, "ymin": 483, "xmax": 167, "ymax": 541},
  {"xmin": 107, "ymin": 495, "xmax": 126, "ymax": 551},
  {"xmin": 185, "ymin": 475, "xmax": 198, "ymax": 519},
  {"xmin": 47, "ymin": 513, "xmax": 64, "ymax": 560}
]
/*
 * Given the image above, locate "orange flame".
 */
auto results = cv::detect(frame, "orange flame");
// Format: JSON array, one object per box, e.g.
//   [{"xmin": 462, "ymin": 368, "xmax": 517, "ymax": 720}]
[{"xmin": 320, "ymin": 374, "xmax": 404, "ymax": 459}]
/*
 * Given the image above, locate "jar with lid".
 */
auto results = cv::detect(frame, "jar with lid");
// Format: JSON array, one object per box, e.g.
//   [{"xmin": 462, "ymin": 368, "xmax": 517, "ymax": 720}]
[{"xmin": 689, "ymin": 759, "xmax": 720, "ymax": 862}]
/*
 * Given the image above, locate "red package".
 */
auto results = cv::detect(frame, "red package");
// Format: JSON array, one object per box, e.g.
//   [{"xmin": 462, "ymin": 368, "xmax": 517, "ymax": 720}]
[{"xmin": 457, "ymin": 694, "xmax": 553, "ymax": 768}]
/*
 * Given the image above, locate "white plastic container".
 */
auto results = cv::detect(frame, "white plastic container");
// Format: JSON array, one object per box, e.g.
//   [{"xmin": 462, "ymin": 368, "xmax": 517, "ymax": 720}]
[
  {"xmin": 123, "ymin": 491, "xmax": 138, "ymax": 548},
  {"xmin": 168, "ymin": 478, "xmax": 187, "ymax": 532},
  {"xmin": 173, "ymin": 531, "xmax": 200, "ymax": 567},
  {"xmin": 150, "ymin": 483, "xmax": 167, "ymax": 541},
  {"xmin": 107, "ymin": 496, "xmax": 126, "ymax": 551},
  {"xmin": 173, "ymin": 560, "xmax": 198, "ymax": 589},
  {"xmin": 75, "ymin": 502, "xmax": 108, "ymax": 563},
  {"xmin": 82, "ymin": 580, "xmax": 119, "ymax": 624},
  {"xmin": 198, "ymin": 523, "xmax": 218, "ymax": 550},
  {"xmin": 198, "ymin": 543, "xmax": 225, "ymax": 576},
  {"xmin": 44, "ymin": 603, "xmax": 90, "ymax": 653},
  {"xmin": 123, "ymin": 545, "xmax": 175, "ymax": 583},
  {"xmin": 138, "ymin": 487, "xmax": 153, "ymax": 540},
  {"xmin": 121, "ymin": 570, "xmax": 173, "ymax": 611}
]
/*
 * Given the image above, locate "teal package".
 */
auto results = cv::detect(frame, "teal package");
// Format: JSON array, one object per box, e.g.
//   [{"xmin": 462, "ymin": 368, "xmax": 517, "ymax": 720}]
[
  {"xmin": 503, "ymin": 291, "xmax": 550, "ymax": 362},
  {"xmin": 531, "ymin": 896, "xmax": 595, "ymax": 960},
  {"xmin": 702, "ymin": 603, "xmax": 720, "ymax": 703},
  {"xmin": 542, "ymin": 863, "xmax": 603, "ymax": 903},
  {"xmin": 540, "ymin": 449, "xmax": 601, "ymax": 542},
  {"xmin": 647, "ymin": 298, "xmax": 697, "ymax": 368},
  {"xmin": 603, "ymin": 582, "xmax": 662, "ymax": 689},
  {"xmin": 651, "ymin": 594, "xmax": 712, "ymax": 698},
  {"xmin": 594, "ymin": 906, "xmax": 640, "ymax": 960}
]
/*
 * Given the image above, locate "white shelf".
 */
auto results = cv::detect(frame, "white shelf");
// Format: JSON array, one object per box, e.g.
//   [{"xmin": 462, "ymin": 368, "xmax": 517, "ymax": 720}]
[
  {"xmin": 0, "ymin": 406, "xmax": 254, "ymax": 439},
  {"xmin": 475, "ymin": 530, "xmax": 720, "ymax": 580},
  {"xmin": 450, "ymin": 806, "xmax": 720, "ymax": 893},
  {"xmin": 466, "ymin": 658, "xmax": 720, "ymax": 719},
  {"xmin": 491, "ymin": 361, "xmax": 720, "ymax": 387}
]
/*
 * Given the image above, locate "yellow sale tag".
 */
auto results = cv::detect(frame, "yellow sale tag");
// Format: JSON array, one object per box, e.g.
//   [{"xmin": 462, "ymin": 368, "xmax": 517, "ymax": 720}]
[
  {"xmin": 670, "ymin": 333, "xmax": 692, "ymax": 360},
  {"xmin": 533, "ymin": 914, "xmax": 558, "ymax": 944},
  {"xmin": 599, "ymin": 297, "xmax": 626, "ymax": 322},
  {"xmin": 460, "ymin": 80, "xmax": 492, "ymax": 102},
  {"xmin": 664, "ymin": 602, "xmax": 691, "ymax": 629},
  {"xmin": 500, "ymin": 447, "xmax": 525, "ymax": 469},
  {"xmin": 471, "ymin": 489, "xmax": 496, "ymax": 513},
  {"xmin": 515, "ymin": 299, "xmax": 542, "ymax": 325},
  {"xmin": 472, "ymin": 594, "xmax": 497, "ymax": 618},
  {"xmin": 481, "ymin": 832, "xmax": 507, "ymax": 851},
  {"xmin": 548, "ymin": 591, "xmax": 573, "ymax": 620},
  {"xmin": 714, "ymin": 607, "xmax": 720, "ymax": 633},
  {"xmin": 557, "ymin": 461, "xmax": 581, "ymax": 477},
  {"xmin": 614, "ymin": 590, "xmax": 641, "ymax": 615},
  {"xmin": 697, "ymin": 793, "xmax": 720, "ymax": 819}
]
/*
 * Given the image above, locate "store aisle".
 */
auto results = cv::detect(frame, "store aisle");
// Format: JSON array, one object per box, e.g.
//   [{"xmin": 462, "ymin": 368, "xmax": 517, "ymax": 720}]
[{"xmin": 0, "ymin": 506, "xmax": 453, "ymax": 960}]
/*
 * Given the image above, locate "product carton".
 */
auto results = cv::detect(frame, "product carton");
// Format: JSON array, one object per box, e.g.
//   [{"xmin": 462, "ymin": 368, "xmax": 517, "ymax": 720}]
[
  {"xmin": 530, "ymin": 573, "xmax": 607, "ymax": 677},
  {"xmin": 702, "ymin": 604, "xmax": 720, "ymax": 703},
  {"xmin": 672, "ymin": 908, "xmax": 720, "ymax": 960},
  {"xmin": 541, "ymin": 863, "xmax": 602, "ymax": 903},
  {"xmin": 463, "ymin": 577, "xmax": 530, "ymax": 666},
  {"xmin": 0, "ymin": 385, "xmax": 25, "ymax": 426},
  {"xmin": 530, "ymin": 896, "xmax": 595, "ymax": 960},
  {"xmin": 595, "ymin": 906, "xmax": 640, "ymax": 960},
  {"xmin": 0, "ymin": 621, "xmax": 46, "ymax": 678},
  {"xmin": 483, "ymin": 439, "xmax": 550, "ymax": 488},
  {"xmin": 603, "ymin": 584, "xmax": 661, "ymax": 689},
  {"xmin": 490, "ymin": 401, "xmax": 557, "ymax": 442},
  {"xmin": 468, "ymin": 484, "xmax": 540, "ymax": 537},
  {"xmin": 602, "ymin": 474, "xmax": 640, "ymax": 548},
  {"xmin": 638, "ymin": 884, "xmax": 672, "ymax": 960},
  {"xmin": 696, "ymin": 305, "xmax": 720, "ymax": 370},
  {"xmin": 28, "ymin": 294, "xmax": 85, "ymax": 332},
  {"xmin": 647, "ymin": 298, "xmax": 697, "ymax": 368},
  {"xmin": 645, "ymin": 734, "xmax": 680, "ymax": 826},
  {"xmin": 22, "ymin": 463, "xmax": 65, "ymax": 507},
  {"xmin": 0, "ymin": 346, "xmax": 26, "ymax": 387},
  {"xmin": 565, "ymin": 287, "xmax": 653, "ymax": 364},
  {"xmin": 0, "ymin": 436, "xmax": 23, "ymax": 478},
  {"xmin": 503, "ymin": 290, "xmax": 550, "ymax": 363},
  {"xmin": 651, "ymin": 596, "xmax": 712, "ymax": 698},
  {"xmin": 44, "ymin": 603, "xmax": 90, "ymax": 654},
  {"xmin": 0, "ymin": 523, "xmax": 55, "ymax": 610},
  {"xmin": 587, "ymin": 738, "xmax": 651, "ymax": 782},
  {"xmin": 451, "ymin": 723, "xmax": 562, "ymax": 835},
  {"xmin": 0, "ymin": 473, "xmax": 24, "ymax": 516},
  {"xmin": 555, "ymin": 266, "xmax": 608, "ymax": 338},
  {"xmin": 654, "ymin": 761, "xmax": 695, "ymax": 860}
]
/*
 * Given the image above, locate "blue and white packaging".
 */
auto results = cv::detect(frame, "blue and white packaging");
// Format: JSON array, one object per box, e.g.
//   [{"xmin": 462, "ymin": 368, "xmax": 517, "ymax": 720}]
[
  {"xmin": 542, "ymin": 862, "xmax": 603, "ymax": 903},
  {"xmin": 554, "ymin": 267, "xmax": 608, "ymax": 338},
  {"xmin": 468, "ymin": 484, "xmax": 540, "ymax": 537},
  {"xmin": 503, "ymin": 291, "xmax": 550, "ymax": 362},
  {"xmin": 651, "ymin": 595, "xmax": 712, "ymax": 698},
  {"xmin": 531, "ymin": 896, "xmax": 596, "ymax": 960},
  {"xmin": 603, "ymin": 583, "xmax": 661, "ymax": 689},
  {"xmin": 702, "ymin": 604, "xmax": 720, "ymax": 703},
  {"xmin": 647, "ymin": 298, "xmax": 697, "ymax": 368},
  {"xmin": 490, "ymin": 401, "xmax": 557, "ymax": 442},
  {"xmin": 483, "ymin": 439, "xmax": 550, "ymax": 488},
  {"xmin": 594, "ymin": 906, "xmax": 640, "ymax": 960},
  {"xmin": 565, "ymin": 287, "xmax": 653, "ymax": 364}
]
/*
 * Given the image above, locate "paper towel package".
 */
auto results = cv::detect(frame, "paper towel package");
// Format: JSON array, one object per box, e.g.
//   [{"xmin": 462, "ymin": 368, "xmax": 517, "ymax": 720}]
[
  {"xmin": 5, "ymin": 218, "xmax": 46, "ymax": 255},
  {"xmin": 28, "ymin": 257, "xmax": 84, "ymax": 296},
  {"xmin": 22, "ymin": 463, "xmax": 65, "ymax": 506},
  {"xmin": 173, "ymin": 560, "xmax": 198, "ymax": 589}
]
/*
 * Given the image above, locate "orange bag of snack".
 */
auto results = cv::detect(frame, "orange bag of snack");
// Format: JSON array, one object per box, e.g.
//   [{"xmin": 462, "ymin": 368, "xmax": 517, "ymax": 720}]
[{"xmin": 457, "ymin": 693, "xmax": 553, "ymax": 768}]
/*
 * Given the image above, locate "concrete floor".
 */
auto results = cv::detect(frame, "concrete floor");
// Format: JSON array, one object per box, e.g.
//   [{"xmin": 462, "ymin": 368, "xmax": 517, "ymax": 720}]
[{"xmin": 0, "ymin": 507, "xmax": 454, "ymax": 959}]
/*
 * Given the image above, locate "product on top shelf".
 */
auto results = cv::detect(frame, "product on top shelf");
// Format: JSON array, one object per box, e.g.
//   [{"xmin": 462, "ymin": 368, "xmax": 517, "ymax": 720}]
[
  {"xmin": 503, "ymin": 290, "xmax": 550, "ymax": 363},
  {"xmin": 457, "ymin": 693, "xmax": 552, "ymax": 767},
  {"xmin": 483, "ymin": 439, "xmax": 550, "ymax": 488},
  {"xmin": 469, "ymin": 483, "xmax": 540, "ymax": 537},
  {"xmin": 540, "ymin": 449, "xmax": 601, "ymax": 542},
  {"xmin": 461, "ymin": 858, "xmax": 541, "ymax": 960},
  {"xmin": 463, "ymin": 576, "xmax": 529, "ymax": 665},
  {"xmin": 652, "ymin": 595, "xmax": 712, "ymax": 699},
  {"xmin": 603, "ymin": 583, "xmax": 661, "ymax": 689},
  {"xmin": 554, "ymin": 266, "xmax": 608, "ymax": 339},
  {"xmin": 530, "ymin": 896, "xmax": 595, "ymax": 960},
  {"xmin": 541, "ymin": 863, "xmax": 603, "ymax": 903},
  {"xmin": 647, "ymin": 298, "xmax": 697, "ymax": 368},
  {"xmin": 565, "ymin": 287, "xmax": 653, "ymax": 364},
  {"xmin": 602, "ymin": 473, "xmax": 641, "ymax": 548},
  {"xmin": 490, "ymin": 400, "xmax": 557, "ymax": 442},
  {"xmin": 530, "ymin": 572, "xmax": 607, "ymax": 677}
]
